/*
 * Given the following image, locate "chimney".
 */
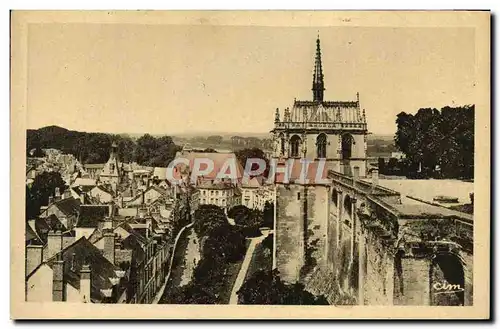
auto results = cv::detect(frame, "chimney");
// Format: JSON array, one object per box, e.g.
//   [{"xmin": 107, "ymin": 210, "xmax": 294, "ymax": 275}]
[
  {"xmin": 103, "ymin": 216, "xmax": 112, "ymax": 230},
  {"xmin": 80, "ymin": 264, "xmax": 91, "ymax": 303},
  {"xmin": 146, "ymin": 215, "xmax": 152, "ymax": 235},
  {"xmin": 371, "ymin": 169, "xmax": 379, "ymax": 191},
  {"xmin": 52, "ymin": 254, "xmax": 65, "ymax": 301},
  {"xmin": 103, "ymin": 229, "xmax": 115, "ymax": 265},
  {"xmin": 114, "ymin": 237, "xmax": 122, "ymax": 263},
  {"xmin": 108, "ymin": 203, "xmax": 114, "ymax": 217},
  {"xmin": 353, "ymin": 166, "xmax": 360, "ymax": 188},
  {"xmin": 63, "ymin": 189, "xmax": 71, "ymax": 200},
  {"xmin": 54, "ymin": 187, "xmax": 61, "ymax": 201},
  {"xmin": 79, "ymin": 192, "xmax": 85, "ymax": 205},
  {"xmin": 48, "ymin": 195, "xmax": 54, "ymax": 205},
  {"xmin": 46, "ymin": 230, "xmax": 63, "ymax": 260},
  {"xmin": 26, "ymin": 245, "xmax": 44, "ymax": 275}
]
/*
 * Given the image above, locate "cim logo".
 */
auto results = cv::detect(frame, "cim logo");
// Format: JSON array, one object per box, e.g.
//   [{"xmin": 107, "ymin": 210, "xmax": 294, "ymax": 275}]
[{"xmin": 432, "ymin": 282, "xmax": 464, "ymax": 295}]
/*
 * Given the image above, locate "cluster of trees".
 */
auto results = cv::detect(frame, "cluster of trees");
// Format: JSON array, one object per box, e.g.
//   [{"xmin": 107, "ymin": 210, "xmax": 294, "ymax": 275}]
[
  {"xmin": 134, "ymin": 134, "xmax": 181, "ymax": 167},
  {"xmin": 235, "ymin": 147, "xmax": 270, "ymax": 178},
  {"xmin": 237, "ymin": 269, "xmax": 328, "ymax": 305},
  {"xmin": 169, "ymin": 205, "xmax": 247, "ymax": 304},
  {"xmin": 227, "ymin": 202, "xmax": 274, "ymax": 237},
  {"xmin": 395, "ymin": 106, "xmax": 474, "ymax": 179},
  {"xmin": 176, "ymin": 135, "xmax": 273, "ymax": 151},
  {"xmin": 26, "ymin": 171, "xmax": 66, "ymax": 219},
  {"xmin": 27, "ymin": 126, "xmax": 181, "ymax": 167},
  {"xmin": 231, "ymin": 136, "xmax": 273, "ymax": 149}
]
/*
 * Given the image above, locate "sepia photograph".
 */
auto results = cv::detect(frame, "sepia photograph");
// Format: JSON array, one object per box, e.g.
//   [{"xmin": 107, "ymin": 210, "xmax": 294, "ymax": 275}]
[{"xmin": 10, "ymin": 10, "xmax": 490, "ymax": 319}]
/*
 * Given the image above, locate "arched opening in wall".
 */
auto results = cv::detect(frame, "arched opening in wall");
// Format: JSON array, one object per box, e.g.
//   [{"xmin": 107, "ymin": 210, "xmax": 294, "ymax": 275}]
[
  {"xmin": 429, "ymin": 253, "xmax": 465, "ymax": 306},
  {"xmin": 343, "ymin": 194, "xmax": 353, "ymax": 227},
  {"xmin": 393, "ymin": 250, "xmax": 405, "ymax": 304},
  {"xmin": 289, "ymin": 135, "xmax": 302, "ymax": 158},
  {"xmin": 349, "ymin": 238, "xmax": 359, "ymax": 293},
  {"xmin": 331, "ymin": 189, "xmax": 338, "ymax": 207},
  {"xmin": 279, "ymin": 133, "xmax": 285, "ymax": 156},
  {"xmin": 316, "ymin": 133, "xmax": 327, "ymax": 159},
  {"xmin": 341, "ymin": 133, "xmax": 354, "ymax": 160}
]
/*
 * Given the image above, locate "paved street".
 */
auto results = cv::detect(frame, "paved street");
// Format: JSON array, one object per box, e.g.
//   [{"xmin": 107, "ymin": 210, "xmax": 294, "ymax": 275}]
[{"xmin": 229, "ymin": 229, "xmax": 272, "ymax": 305}]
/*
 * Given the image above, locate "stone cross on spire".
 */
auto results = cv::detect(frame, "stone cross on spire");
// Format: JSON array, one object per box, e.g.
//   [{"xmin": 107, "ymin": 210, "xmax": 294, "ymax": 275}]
[{"xmin": 312, "ymin": 34, "xmax": 325, "ymax": 102}]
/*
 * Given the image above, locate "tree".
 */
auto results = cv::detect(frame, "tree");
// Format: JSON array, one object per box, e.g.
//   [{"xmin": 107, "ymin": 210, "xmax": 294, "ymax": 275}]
[
  {"xmin": 262, "ymin": 201, "xmax": 274, "ymax": 228},
  {"xmin": 193, "ymin": 204, "xmax": 228, "ymax": 237},
  {"xmin": 228, "ymin": 205, "xmax": 263, "ymax": 237},
  {"xmin": 207, "ymin": 135, "xmax": 223, "ymax": 144},
  {"xmin": 29, "ymin": 148, "xmax": 45, "ymax": 158},
  {"xmin": 235, "ymin": 148, "xmax": 269, "ymax": 178},
  {"xmin": 378, "ymin": 158, "xmax": 386, "ymax": 174},
  {"xmin": 135, "ymin": 134, "xmax": 158, "ymax": 166},
  {"xmin": 394, "ymin": 105, "xmax": 474, "ymax": 179},
  {"xmin": 26, "ymin": 185, "xmax": 39, "ymax": 220},
  {"xmin": 202, "ymin": 225, "xmax": 246, "ymax": 263},
  {"xmin": 237, "ymin": 269, "xmax": 328, "ymax": 305},
  {"xmin": 27, "ymin": 171, "xmax": 67, "ymax": 219},
  {"xmin": 135, "ymin": 134, "xmax": 180, "ymax": 167}
]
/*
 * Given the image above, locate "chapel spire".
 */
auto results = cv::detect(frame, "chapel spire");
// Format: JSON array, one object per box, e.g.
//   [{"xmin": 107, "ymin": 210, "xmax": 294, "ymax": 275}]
[{"xmin": 312, "ymin": 35, "xmax": 325, "ymax": 102}]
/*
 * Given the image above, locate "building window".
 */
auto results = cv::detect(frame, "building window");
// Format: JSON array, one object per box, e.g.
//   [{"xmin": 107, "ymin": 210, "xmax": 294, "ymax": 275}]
[
  {"xmin": 297, "ymin": 192, "xmax": 301, "ymax": 200},
  {"xmin": 279, "ymin": 133, "xmax": 285, "ymax": 155},
  {"xmin": 290, "ymin": 135, "xmax": 301, "ymax": 158},
  {"xmin": 316, "ymin": 133, "xmax": 327, "ymax": 158},
  {"xmin": 341, "ymin": 134, "xmax": 353, "ymax": 159}
]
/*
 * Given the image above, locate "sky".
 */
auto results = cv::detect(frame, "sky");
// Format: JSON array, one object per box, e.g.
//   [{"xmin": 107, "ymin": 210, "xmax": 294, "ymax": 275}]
[{"xmin": 26, "ymin": 23, "xmax": 476, "ymax": 135}]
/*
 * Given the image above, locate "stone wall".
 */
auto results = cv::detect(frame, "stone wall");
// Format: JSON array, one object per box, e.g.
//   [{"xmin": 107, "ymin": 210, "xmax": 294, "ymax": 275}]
[
  {"xmin": 275, "ymin": 184, "xmax": 305, "ymax": 283},
  {"xmin": 275, "ymin": 184, "xmax": 330, "ymax": 283},
  {"xmin": 393, "ymin": 257, "xmax": 430, "ymax": 305},
  {"xmin": 462, "ymin": 252, "xmax": 473, "ymax": 306},
  {"xmin": 362, "ymin": 230, "xmax": 394, "ymax": 305},
  {"xmin": 303, "ymin": 186, "xmax": 329, "ymax": 279}
]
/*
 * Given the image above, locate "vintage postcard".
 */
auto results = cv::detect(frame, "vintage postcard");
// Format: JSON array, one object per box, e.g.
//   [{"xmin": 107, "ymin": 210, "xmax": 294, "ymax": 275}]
[{"xmin": 11, "ymin": 10, "xmax": 490, "ymax": 319}]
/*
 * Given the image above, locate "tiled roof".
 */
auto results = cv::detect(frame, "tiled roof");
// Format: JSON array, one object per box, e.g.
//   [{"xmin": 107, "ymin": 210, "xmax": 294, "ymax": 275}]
[
  {"xmin": 26, "ymin": 223, "xmax": 43, "ymax": 245},
  {"xmin": 153, "ymin": 167, "xmax": 168, "ymax": 180},
  {"xmin": 173, "ymin": 152, "xmax": 244, "ymax": 181},
  {"xmin": 73, "ymin": 178, "xmax": 97, "ymax": 187},
  {"xmin": 197, "ymin": 179, "xmax": 238, "ymax": 190},
  {"xmin": 121, "ymin": 234, "xmax": 146, "ymax": 266},
  {"xmin": 149, "ymin": 185, "xmax": 169, "ymax": 196},
  {"xmin": 46, "ymin": 237, "xmax": 123, "ymax": 302},
  {"xmin": 52, "ymin": 197, "xmax": 81, "ymax": 218},
  {"xmin": 242, "ymin": 176, "xmax": 263, "ymax": 188},
  {"xmin": 95, "ymin": 184, "xmax": 114, "ymax": 196},
  {"xmin": 289, "ymin": 99, "xmax": 363, "ymax": 124},
  {"xmin": 77, "ymin": 205, "xmax": 110, "ymax": 228},
  {"xmin": 29, "ymin": 218, "xmax": 50, "ymax": 245},
  {"xmin": 45, "ymin": 214, "xmax": 67, "ymax": 231},
  {"xmin": 83, "ymin": 163, "xmax": 105, "ymax": 169}
]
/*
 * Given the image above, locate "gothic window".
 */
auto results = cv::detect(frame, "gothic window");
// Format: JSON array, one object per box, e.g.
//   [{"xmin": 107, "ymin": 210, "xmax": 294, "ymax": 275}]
[
  {"xmin": 316, "ymin": 133, "xmax": 327, "ymax": 158},
  {"xmin": 110, "ymin": 163, "xmax": 115, "ymax": 172},
  {"xmin": 289, "ymin": 135, "xmax": 302, "ymax": 158},
  {"xmin": 341, "ymin": 134, "xmax": 353, "ymax": 159},
  {"xmin": 279, "ymin": 133, "xmax": 285, "ymax": 155}
]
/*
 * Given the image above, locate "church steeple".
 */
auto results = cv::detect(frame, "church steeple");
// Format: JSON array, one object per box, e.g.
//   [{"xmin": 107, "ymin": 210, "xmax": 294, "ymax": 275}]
[{"xmin": 312, "ymin": 35, "xmax": 325, "ymax": 102}]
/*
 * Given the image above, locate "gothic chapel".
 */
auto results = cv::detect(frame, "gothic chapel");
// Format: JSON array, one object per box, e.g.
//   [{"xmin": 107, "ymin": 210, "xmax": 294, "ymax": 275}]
[{"xmin": 271, "ymin": 36, "xmax": 368, "ymax": 177}]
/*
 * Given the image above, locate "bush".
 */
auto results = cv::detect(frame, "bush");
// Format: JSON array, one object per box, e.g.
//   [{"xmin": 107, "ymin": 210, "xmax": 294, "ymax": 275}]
[{"xmin": 237, "ymin": 269, "xmax": 329, "ymax": 305}]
